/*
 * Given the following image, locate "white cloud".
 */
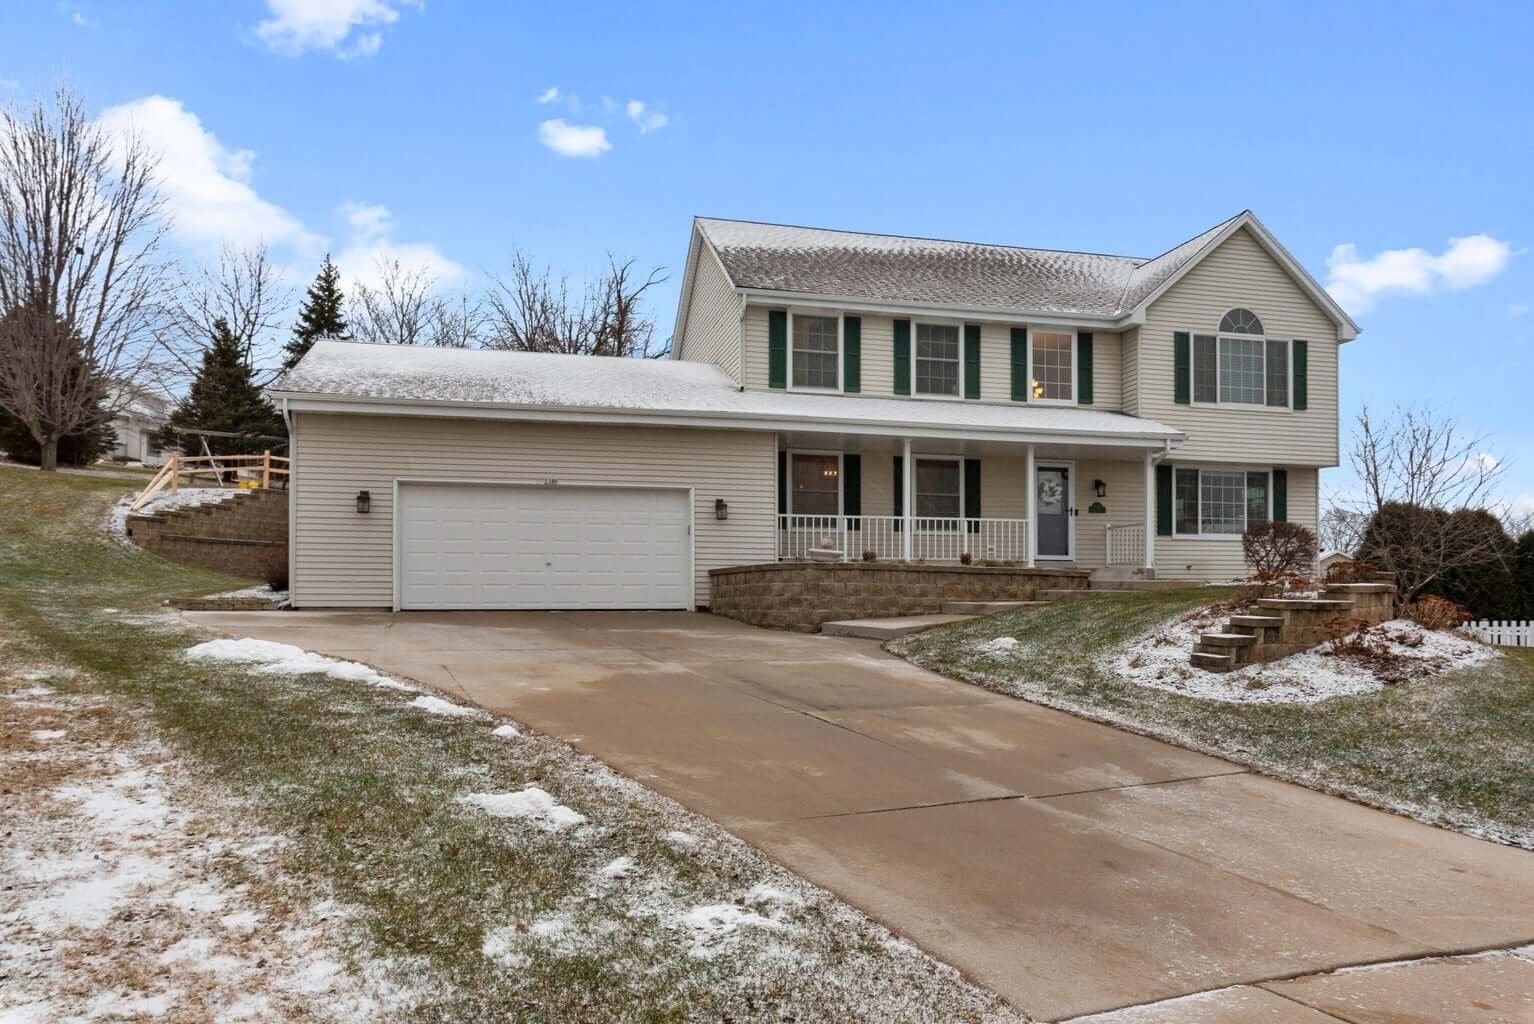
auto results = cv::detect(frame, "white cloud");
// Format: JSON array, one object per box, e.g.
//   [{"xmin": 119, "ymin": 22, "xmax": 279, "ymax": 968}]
[
  {"xmin": 333, "ymin": 201, "xmax": 464, "ymax": 290},
  {"xmin": 536, "ymin": 87, "xmax": 561, "ymax": 104},
  {"xmin": 255, "ymin": 0, "xmax": 417, "ymax": 58},
  {"xmin": 625, "ymin": 100, "xmax": 668, "ymax": 134},
  {"xmin": 70, "ymin": 10, "xmax": 98, "ymax": 29},
  {"xmin": 95, "ymin": 95, "xmax": 324, "ymax": 258},
  {"xmin": 1325, "ymin": 234, "xmax": 1515, "ymax": 313},
  {"xmin": 537, "ymin": 119, "xmax": 611, "ymax": 158}
]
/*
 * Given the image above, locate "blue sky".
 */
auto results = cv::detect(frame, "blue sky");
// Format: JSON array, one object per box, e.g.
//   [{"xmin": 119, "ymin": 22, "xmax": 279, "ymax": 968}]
[{"xmin": 4, "ymin": 1, "xmax": 1531, "ymax": 512}]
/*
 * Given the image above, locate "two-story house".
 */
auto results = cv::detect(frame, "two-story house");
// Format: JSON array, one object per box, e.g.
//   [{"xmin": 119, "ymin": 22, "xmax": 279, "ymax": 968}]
[{"xmin": 271, "ymin": 211, "xmax": 1356, "ymax": 611}]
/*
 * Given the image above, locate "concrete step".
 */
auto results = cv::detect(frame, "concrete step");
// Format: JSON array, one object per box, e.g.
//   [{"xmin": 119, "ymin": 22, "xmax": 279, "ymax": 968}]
[
  {"xmin": 1037, "ymin": 589, "xmax": 1106, "ymax": 602},
  {"xmin": 1257, "ymin": 598, "xmax": 1355, "ymax": 611},
  {"xmin": 1229, "ymin": 614, "xmax": 1284, "ymax": 628},
  {"xmin": 1198, "ymin": 632, "xmax": 1257, "ymax": 648},
  {"xmin": 940, "ymin": 601, "xmax": 1049, "ymax": 615},
  {"xmin": 1087, "ymin": 578, "xmax": 1208, "ymax": 592},
  {"xmin": 820, "ymin": 614, "xmax": 975, "ymax": 639},
  {"xmin": 1191, "ymin": 651, "xmax": 1236, "ymax": 672}
]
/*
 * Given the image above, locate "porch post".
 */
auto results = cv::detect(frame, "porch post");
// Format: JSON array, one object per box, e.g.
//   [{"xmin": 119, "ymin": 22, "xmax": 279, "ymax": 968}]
[
  {"xmin": 1024, "ymin": 444, "xmax": 1036, "ymax": 568},
  {"xmin": 1142, "ymin": 449, "xmax": 1156, "ymax": 572},
  {"xmin": 902, "ymin": 437, "xmax": 913, "ymax": 561}
]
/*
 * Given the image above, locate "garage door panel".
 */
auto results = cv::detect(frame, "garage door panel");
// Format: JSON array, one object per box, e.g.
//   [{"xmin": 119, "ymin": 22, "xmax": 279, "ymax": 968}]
[{"xmin": 399, "ymin": 484, "xmax": 690, "ymax": 610}]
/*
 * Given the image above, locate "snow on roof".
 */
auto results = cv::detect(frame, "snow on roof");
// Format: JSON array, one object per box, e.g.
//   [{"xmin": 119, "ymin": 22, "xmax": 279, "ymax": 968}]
[{"xmin": 272, "ymin": 340, "xmax": 1183, "ymax": 443}]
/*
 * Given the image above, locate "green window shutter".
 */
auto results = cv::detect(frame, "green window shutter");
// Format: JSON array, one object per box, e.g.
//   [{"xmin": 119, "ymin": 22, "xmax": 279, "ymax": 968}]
[
  {"xmin": 963, "ymin": 458, "xmax": 981, "ymax": 533},
  {"xmin": 893, "ymin": 319, "xmax": 911, "ymax": 395},
  {"xmin": 1272, "ymin": 469, "xmax": 1288, "ymax": 522},
  {"xmin": 1155, "ymin": 464, "xmax": 1173, "ymax": 536},
  {"xmin": 842, "ymin": 316, "xmax": 861, "ymax": 393},
  {"xmin": 768, "ymin": 310, "xmax": 787, "ymax": 389},
  {"xmin": 842, "ymin": 454, "xmax": 861, "ymax": 517},
  {"xmin": 1010, "ymin": 327, "xmax": 1028, "ymax": 401},
  {"xmin": 963, "ymin": 324, "xmax": 981, "ymax": 399},
  {"xmin": 777, "ymin": 451, "xmax": 787, "ymax": 515},
  {"xmin": 1173, "ymin": 331, "xmax": 1190, "ymax": 404},
  {"xmin": 1292, "ymin": 340, "xmax": 1308, "ymax": 410},
  {"xmin": 1077, "ymin": 332, "xmax": 1094, "ymax": 405}
]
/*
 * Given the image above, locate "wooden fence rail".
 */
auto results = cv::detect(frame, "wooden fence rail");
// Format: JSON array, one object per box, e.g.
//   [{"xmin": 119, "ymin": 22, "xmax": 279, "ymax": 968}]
[
  {"xmin": 1465, "ymin": 620, "xmax": 1534, "ymax": 648},
  {"xmin": 128, "ymin": 451, "xmax": 290, "ymax": 512}
]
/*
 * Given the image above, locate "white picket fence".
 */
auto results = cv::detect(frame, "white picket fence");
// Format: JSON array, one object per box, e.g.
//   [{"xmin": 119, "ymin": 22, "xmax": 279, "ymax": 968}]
[{"xmin": 1464, "ymin": 620, "xmax": 1534, "ymax": 647}]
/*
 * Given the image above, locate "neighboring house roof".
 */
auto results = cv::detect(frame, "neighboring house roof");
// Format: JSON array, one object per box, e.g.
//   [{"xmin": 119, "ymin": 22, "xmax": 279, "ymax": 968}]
[
  {"xmin": 272, "ymin": 340, "xmax": 1185, "ymax": 447},
  {"xmin": 107, "ymin": 384, "xmax": 173, "ymax": 421},
  {"xmin": 682, "ymin": 210, "xmax": 1358, "ymax": 341}
]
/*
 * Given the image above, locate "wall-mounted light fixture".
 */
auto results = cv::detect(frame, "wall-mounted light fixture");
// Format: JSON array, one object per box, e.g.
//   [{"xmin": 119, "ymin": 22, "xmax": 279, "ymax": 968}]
[
  {"xmin": 714, "ymin": 498, "xmax": 729, "ymax": 521},
  {"xmin": 356, "ymin": 490, "xmax": 371, "ymax": 514},
  {"xmin": 1093, "ymin": 479, "xmax": 1107, "ymax": 498}
]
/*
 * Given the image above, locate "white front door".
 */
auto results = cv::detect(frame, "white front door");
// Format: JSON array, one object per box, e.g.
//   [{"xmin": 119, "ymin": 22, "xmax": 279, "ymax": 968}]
[
  {"xmin": 1035, "ymin": 465, "xmax": 1074, "ymax": 560},
  {"xmin": 397, "ymin": 483, "xmax": 691, "ymax": 610}
]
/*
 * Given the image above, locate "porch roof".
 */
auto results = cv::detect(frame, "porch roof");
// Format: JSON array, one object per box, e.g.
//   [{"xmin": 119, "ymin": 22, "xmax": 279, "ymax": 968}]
[{"xmin": 273, "ymin": 340, "xmax": 1184, "ymax": 448}]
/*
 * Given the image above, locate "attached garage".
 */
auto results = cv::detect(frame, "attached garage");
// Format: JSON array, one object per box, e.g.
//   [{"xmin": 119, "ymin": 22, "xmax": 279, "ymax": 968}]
[{"xmin": 396, "ymin": 482, "xmax": 693, "ymax": 611}]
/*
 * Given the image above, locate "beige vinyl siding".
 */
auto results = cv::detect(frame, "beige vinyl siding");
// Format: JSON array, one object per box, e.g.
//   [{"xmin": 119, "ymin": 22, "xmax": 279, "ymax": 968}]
[
  {"xmin": 1138, "ymin": 227, "xmax": 1340, "ymax": 466},
  {"xmin": 743, "ymin": 304, "xmax": 770, "ymax": 390},
  {"xmin": 1157, "ymin": 465, "xmax": 1319, "ymax": 581},
  {"xmin": 290, "ymin": 413, "xmax": 776, "ymax": 609},
  {"xmin": 1121, "ymin": 327, "xmax": 1140, "ymax": 415},
  {"xmin": 677, "ymin": 244, "xmax": 742, "ymax": 382}
]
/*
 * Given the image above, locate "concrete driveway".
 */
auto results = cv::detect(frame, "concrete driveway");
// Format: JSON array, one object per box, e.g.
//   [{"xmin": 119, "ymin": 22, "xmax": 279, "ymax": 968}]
[{"xmin": 186, "ymin": 609, "xmax": 1534, "ymax": 1022}]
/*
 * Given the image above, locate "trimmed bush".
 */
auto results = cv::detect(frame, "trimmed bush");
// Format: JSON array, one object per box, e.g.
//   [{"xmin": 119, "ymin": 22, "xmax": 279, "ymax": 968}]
[{"xmin": 1242, "ymin": 521, "xmax": 1319, "ymax": 576}]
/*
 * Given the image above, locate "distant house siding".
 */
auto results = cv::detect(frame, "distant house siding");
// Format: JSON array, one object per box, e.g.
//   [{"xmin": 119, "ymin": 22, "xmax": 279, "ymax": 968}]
[
  {"xmin": 1137, "ymin": 227, "xmax": 1341, "ymax": 466},
  {"xmin": 289, "ymin": 413, "xmax": 776, "ymax": 609},
  {"xmin": 677, "ymin": 242, "xmax": 742, "ymax": 382}
]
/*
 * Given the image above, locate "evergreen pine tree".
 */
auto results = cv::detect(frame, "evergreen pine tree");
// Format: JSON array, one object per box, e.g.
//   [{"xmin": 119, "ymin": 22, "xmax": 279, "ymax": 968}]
[
  {"xmin": 280, "ymin": 255, "xmax": 349, "ymax": 371},
  {"xmin": 164, "ymin": 318, "xmax": 286, "ymax": 455}
]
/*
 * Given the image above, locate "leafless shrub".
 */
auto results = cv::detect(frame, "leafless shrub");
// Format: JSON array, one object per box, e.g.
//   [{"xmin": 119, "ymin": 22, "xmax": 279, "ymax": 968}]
[
  {"xmin": 1324, "ymin": 559, "xmax": 1381, "ymax": 584},
  {"xmin": 1242, "ymin": 521, "xmax": 1318, "ymax": 575},
  {"xmin": 1406, "ymin": 595, "xmax": 1470, "ymax": 631}
]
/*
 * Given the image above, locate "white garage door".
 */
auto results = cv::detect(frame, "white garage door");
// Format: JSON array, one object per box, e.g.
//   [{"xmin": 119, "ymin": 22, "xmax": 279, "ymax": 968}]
[{"xmin": 398, "ymin": 484, "xmax": 691, "ymax": 610}]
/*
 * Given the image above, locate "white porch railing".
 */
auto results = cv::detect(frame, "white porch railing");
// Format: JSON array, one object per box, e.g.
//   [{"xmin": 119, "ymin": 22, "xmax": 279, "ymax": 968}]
[
  {"xmin": 1465, "ymin": 620, "xmax": 1534, "ymax": 647},
  {"xmin": 777, "ymin": 515, "xmax": 1028, "ymax": 563},
  {"xmin": 1104, "ymin": 523, "xmax": 1145, "ymax": 565}
]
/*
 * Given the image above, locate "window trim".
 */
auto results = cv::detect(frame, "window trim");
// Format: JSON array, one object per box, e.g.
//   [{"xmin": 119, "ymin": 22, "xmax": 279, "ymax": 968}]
[
  {"xmin": 912, "ymin": 455, "xmax": 965, "ymax": 519},
  {"xmin": 1185, "ymin": 310, "xmax": 1294, "ymax": 412},
  {"xmin": 785, "ymin": 449, "xmax": 844, "ymax": 517},
  {"xmin": 1027, "ymin": 327, "xmax": 1078, "ymax": 406},
  {"xmin": 911, "ymin": 318, "xmax": 967, "ymax": 401},
  {"xmin": 786, "ymin": 310, "xmax": 843, "ymax": 394},
  {"xmin": 1169, "ymin": 464, "xmax": 1274, "ymax": 540}
]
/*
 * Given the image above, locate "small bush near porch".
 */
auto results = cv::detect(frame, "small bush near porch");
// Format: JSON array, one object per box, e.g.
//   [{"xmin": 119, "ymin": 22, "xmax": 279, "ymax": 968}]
[{"xmin": 892, "ymin": 591, "xmax": 1534, "ymax": 849}]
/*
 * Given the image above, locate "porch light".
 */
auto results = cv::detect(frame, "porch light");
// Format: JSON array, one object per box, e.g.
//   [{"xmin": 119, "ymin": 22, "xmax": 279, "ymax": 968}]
[
  {"xmin": 1094, "ymin": 479, "xmax": 1107, "ymax": 498},
  {"xmin": 356, "ymin": 490, "xmax": 371, "ymax": 514},
  {"xmin": 822, "ymin": 466, "xmax": 839, "ymax": 478},
  {"xmin": 714, "ymin": 498, "xmax": 729, "ymax": 521}
]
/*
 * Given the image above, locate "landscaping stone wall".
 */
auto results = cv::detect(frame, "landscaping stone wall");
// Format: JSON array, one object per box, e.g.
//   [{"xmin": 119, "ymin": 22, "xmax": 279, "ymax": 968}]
[
  {"xmin": 708, "ymin": 561, "xmax": 1090, "ymax": 632},
  {"xmin": 126, "ymin": 489, "xmax": 288, "ymax": 582}
]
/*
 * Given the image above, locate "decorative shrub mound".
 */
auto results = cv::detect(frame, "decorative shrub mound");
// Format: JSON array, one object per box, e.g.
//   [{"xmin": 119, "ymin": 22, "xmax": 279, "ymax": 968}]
[
  {"xmin": 1325, "ymin": 559, "xmax": 1381, "ymax": 584},
  {"xmin": 1243, "ymin": 521, "xmax": 1319, "ymax": 576},
  {"xmin": 1406, "ymin": 594, "xmax": 1470, "ymax": 631}
]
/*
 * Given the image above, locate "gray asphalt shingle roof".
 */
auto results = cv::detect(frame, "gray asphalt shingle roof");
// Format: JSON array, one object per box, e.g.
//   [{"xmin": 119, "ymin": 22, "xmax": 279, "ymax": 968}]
[{"xmin": 695, "ymin": 214, "xmax": 1241, "ymax": 317}]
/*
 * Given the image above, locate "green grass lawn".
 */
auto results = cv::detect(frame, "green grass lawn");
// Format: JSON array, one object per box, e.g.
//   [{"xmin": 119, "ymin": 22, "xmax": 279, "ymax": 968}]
[
  {"xmin": 0, "ymin": 466, "xmax": 1021, "ymax": 1023},
  {"xmin": 892, "ymin": 591, "xmax": 1534, "ymax": 849}
]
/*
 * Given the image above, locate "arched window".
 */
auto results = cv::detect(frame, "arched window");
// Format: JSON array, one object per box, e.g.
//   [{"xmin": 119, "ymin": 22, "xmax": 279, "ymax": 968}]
[
  {"xmin": 1191, "ymin": 308, "xmax": 1291, "ymax": 407},
  {"xmin": 1218, "ymin": 308, "xmax": 1264, "ymax": 335}
]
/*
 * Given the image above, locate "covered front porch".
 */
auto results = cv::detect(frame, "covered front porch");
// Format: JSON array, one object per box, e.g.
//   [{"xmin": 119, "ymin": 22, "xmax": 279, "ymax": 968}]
[{"xmin": 773, "ymin": 430, "xmax": 1163, "ymax": 572}]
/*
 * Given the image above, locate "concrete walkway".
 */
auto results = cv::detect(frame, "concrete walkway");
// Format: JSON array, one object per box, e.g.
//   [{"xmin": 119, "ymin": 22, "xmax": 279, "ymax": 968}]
[{"xmin": 185, "ymin": 609, "xmax": 1534, "ymax": 1022}]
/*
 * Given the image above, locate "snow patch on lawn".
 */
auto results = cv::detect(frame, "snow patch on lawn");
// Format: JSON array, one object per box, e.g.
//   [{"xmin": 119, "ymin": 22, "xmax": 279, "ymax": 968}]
[
  {"xmin": 184, "ymin": 637, "xmax": 418, "ymax": 692},
  {"xmin": 407, "ymin": 694, "xmax": 484, "ymax": 718},
  {"xmin": 458, "ymin": 787, "xmax": 588, "ymax": 831},
  {"xmin": 974, "ymin": 636, "xmax": 1019, "ymax": 654},
  {"xmin": 29, "ymin": 729, "xmax": 66, "ymax": 741},
  {"xmin": 204, "ymin": 584, "xmax": 291, "ymax": 606},
  {"xmin": 1110, "ymin": 615, "xmax": 1498, "ymax": 704},
  {"xmin": 662, "ymin": 830, "xmax": 699, "ymax": 849},
  {"xmin": 597, "ymin": 855, "xmax": 637, "ymax": 880},
  {"xmin": 491, "ymin": 723, "xmax": 521, "ymax": 738}
]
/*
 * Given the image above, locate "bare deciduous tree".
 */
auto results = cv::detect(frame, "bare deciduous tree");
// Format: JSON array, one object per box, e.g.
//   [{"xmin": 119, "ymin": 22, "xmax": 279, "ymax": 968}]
[
  {"xmin": 169, "ymin": 243, "xmax": 293, "ymax": 385},
  {"xmin": 1342, "ymin": 404, "xmax": 1519, "ymax": 604},
  {"xmin": 0, "ymin": 88, "xmax": 168, "ymax": 470},
  {"xmin": 1318, "ymin": 504, "xmax": 1366, "ymax": 556},
  {"xmin": 426, "ymin": 292, "xmax": 484, "ymax": 349},
  {"xmin": 482, "ymin": 252, "xmax": 667, "ymax": 357},
  {"xmin": 349, "ymin": 257, "xmax": 438, "ymax": 347}
]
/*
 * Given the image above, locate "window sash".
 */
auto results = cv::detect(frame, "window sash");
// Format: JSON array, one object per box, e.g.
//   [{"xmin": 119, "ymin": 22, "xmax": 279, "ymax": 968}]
[
  {"xmin": 1264, "ymin": 339, "xmax": 1289, "ymax": 407},
  {"xmin": 1218, "ymin": 337, "xmax": 1265, "ymax": 405},
  {"xmin": 1172, "ymin": 467, "xmax": 1272, "ymax": 536},
  {"xmin": 914, "ymin": 458, "xmax": 961, "ymax": 518},
  {"xmin": 791, "ymin": 314, "xmax": 840, "ymax": 390},
  {"xmin": 1030, "ymin": 331, "xmax": 1074, "ymax": 403},
  {"xmin": 915, "ymin": 323, "xmax": 961, "ymax": 396},
  {"xmin": 1191, "ymin": 329, "xmax": 1291, "ymax": 408},
  {"xmin": 790, "ymin": 453, "xmax": 840, "ymax": 516}
]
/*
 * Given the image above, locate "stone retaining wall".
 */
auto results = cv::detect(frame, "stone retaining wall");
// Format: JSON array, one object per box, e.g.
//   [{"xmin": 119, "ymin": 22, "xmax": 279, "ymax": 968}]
[
  {"xmin": 126, "ymin": 489, "xmax": 288, "ymax": 581},
  {"xmin": 708, "ymin": 561, "xmax": 1090, "ymax": 632},
  {"xmin": 1194, "ymin": 579, "xmax": 1398, "ymax": 671}
]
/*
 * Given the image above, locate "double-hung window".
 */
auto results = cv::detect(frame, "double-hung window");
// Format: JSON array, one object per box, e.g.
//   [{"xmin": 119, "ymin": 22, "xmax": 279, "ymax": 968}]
[
  {"xmin": 790, "ymin": 314, "xmax": 840, "ymax": 390},
  {"xmin": 914, "ymin": 458, "xmax": 962, "ymax": 519},
  {"xmin": 789, "ymin": 453, "xmax": 840, "ymax": 516},
  {"xmin": 1029, "ymin": 329, "xmax": 1075, "ymax": 403},
  {"xmin": 915, "ymin": 323, "xmax": 961, "ymax": 397},
  {"xmin": 1173, "ymin": 466, "xmax": 1271, "ymax": 536},
  {"xmin": 1192, "ymin": 309, "xmax": 1290, "ymax": 407}
]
